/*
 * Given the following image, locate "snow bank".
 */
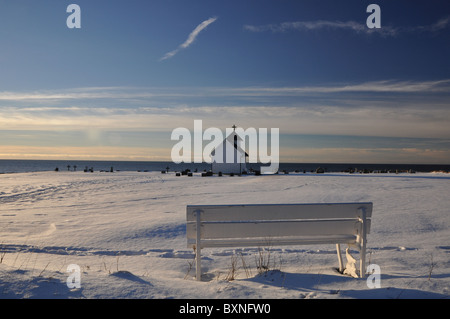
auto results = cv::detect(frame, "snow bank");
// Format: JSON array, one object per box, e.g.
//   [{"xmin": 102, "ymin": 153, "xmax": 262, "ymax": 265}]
[{"xmin": 0, "ymin": 171, "xmax": 449, "ymax": 299}]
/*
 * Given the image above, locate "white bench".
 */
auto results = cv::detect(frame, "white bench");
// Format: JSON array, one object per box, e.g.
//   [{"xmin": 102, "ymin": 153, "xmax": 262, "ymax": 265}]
[{"xmin": 186, "ymin": 202, "xmax": 372, "ymax": 281}]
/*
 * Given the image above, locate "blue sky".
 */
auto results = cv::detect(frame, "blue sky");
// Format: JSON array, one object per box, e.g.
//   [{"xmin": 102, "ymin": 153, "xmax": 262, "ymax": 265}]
[{"xmin": 0, "ymin": 0, "xmax": 449, "ymax": 164}]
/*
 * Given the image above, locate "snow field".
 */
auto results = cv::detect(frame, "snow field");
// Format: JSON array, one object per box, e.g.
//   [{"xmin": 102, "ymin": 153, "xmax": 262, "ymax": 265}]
[{"xmin": 0, "ymin": 171, "xmax": 449, "ymax": 299}]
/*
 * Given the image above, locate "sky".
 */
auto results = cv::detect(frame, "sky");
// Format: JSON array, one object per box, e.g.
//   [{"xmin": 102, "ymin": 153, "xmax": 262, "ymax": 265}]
[{"xmin": 0, "ymin": 0, "xmax": 449, "ymax": 164}]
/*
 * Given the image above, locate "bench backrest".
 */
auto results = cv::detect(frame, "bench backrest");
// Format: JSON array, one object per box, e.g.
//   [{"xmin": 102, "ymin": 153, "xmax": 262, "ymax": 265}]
[{"xmin": 187, "ymin": 202, "xmax": 372, "ymax": 248}]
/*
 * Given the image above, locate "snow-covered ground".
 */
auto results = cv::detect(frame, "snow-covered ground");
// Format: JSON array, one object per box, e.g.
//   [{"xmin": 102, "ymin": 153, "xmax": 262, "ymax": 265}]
[{"xmin": 0, "ymin": 170, "xmax": 448, "ymax": 299}]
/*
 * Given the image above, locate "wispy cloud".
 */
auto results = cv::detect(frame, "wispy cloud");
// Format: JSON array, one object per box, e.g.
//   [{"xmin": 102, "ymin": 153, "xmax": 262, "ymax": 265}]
[
  {"xmin": 160, "ymin": 17, "xmax": 217, "ymax": 61},
  {"xmin": 244, "ymin": 16, "xmax": 450, "ymax": 37},
  {"xmin": 0, "ymin": 87, "xmax": 166, "ymax": 101},
  {"xmin": 223, "ymin": 79, "xmax": 450, "ymax": 95},
  {"xmin": 1, "ymin": 79, "xmax": 449, "ymax": 138},
  {"xmin": 1, "ymin": 79, "xmax": 447, "ymax": 101},
  {"xmin": 1, "ymin": 80, "xmax": 449, "ymax": 162},
  {"xmin": 416, "ymin": 16, "xmax": 450, "ymax": 32},
  {"xmin": 244, "ymin": 20, "xmax": 367, "ymax": 33}
]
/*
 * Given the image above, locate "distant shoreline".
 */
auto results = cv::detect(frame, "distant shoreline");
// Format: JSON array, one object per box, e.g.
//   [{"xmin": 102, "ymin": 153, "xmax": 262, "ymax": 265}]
[{"xmin": 1, "ymin": 159, "xmax": 449, "ymax": 174}]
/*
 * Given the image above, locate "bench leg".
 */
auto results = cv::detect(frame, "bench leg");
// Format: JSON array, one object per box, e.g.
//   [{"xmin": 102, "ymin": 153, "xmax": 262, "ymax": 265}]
[
  {"xmin": 195, "ymin": 209, "xmax": 202, "ymax": 281},
  {"xmin": 196, "ymin": 246, "xmax": 201, "ymax": 281},
  {"xmin": 360, "ymin": 240, "xmax": 366, "ymax": 278},
  {"xmin": 336, "ymin": 244, "xmax": 344, "ymax": 273},
  {"xmin": 358, "ymin": 207, "xmax": 367, "ymax": 278}
]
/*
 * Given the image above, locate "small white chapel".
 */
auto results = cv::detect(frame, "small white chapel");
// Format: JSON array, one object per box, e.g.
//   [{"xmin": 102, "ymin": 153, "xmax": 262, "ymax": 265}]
[{"xmin": 210, "ymin": 125, "xmax": 248, "ymax": 174}]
